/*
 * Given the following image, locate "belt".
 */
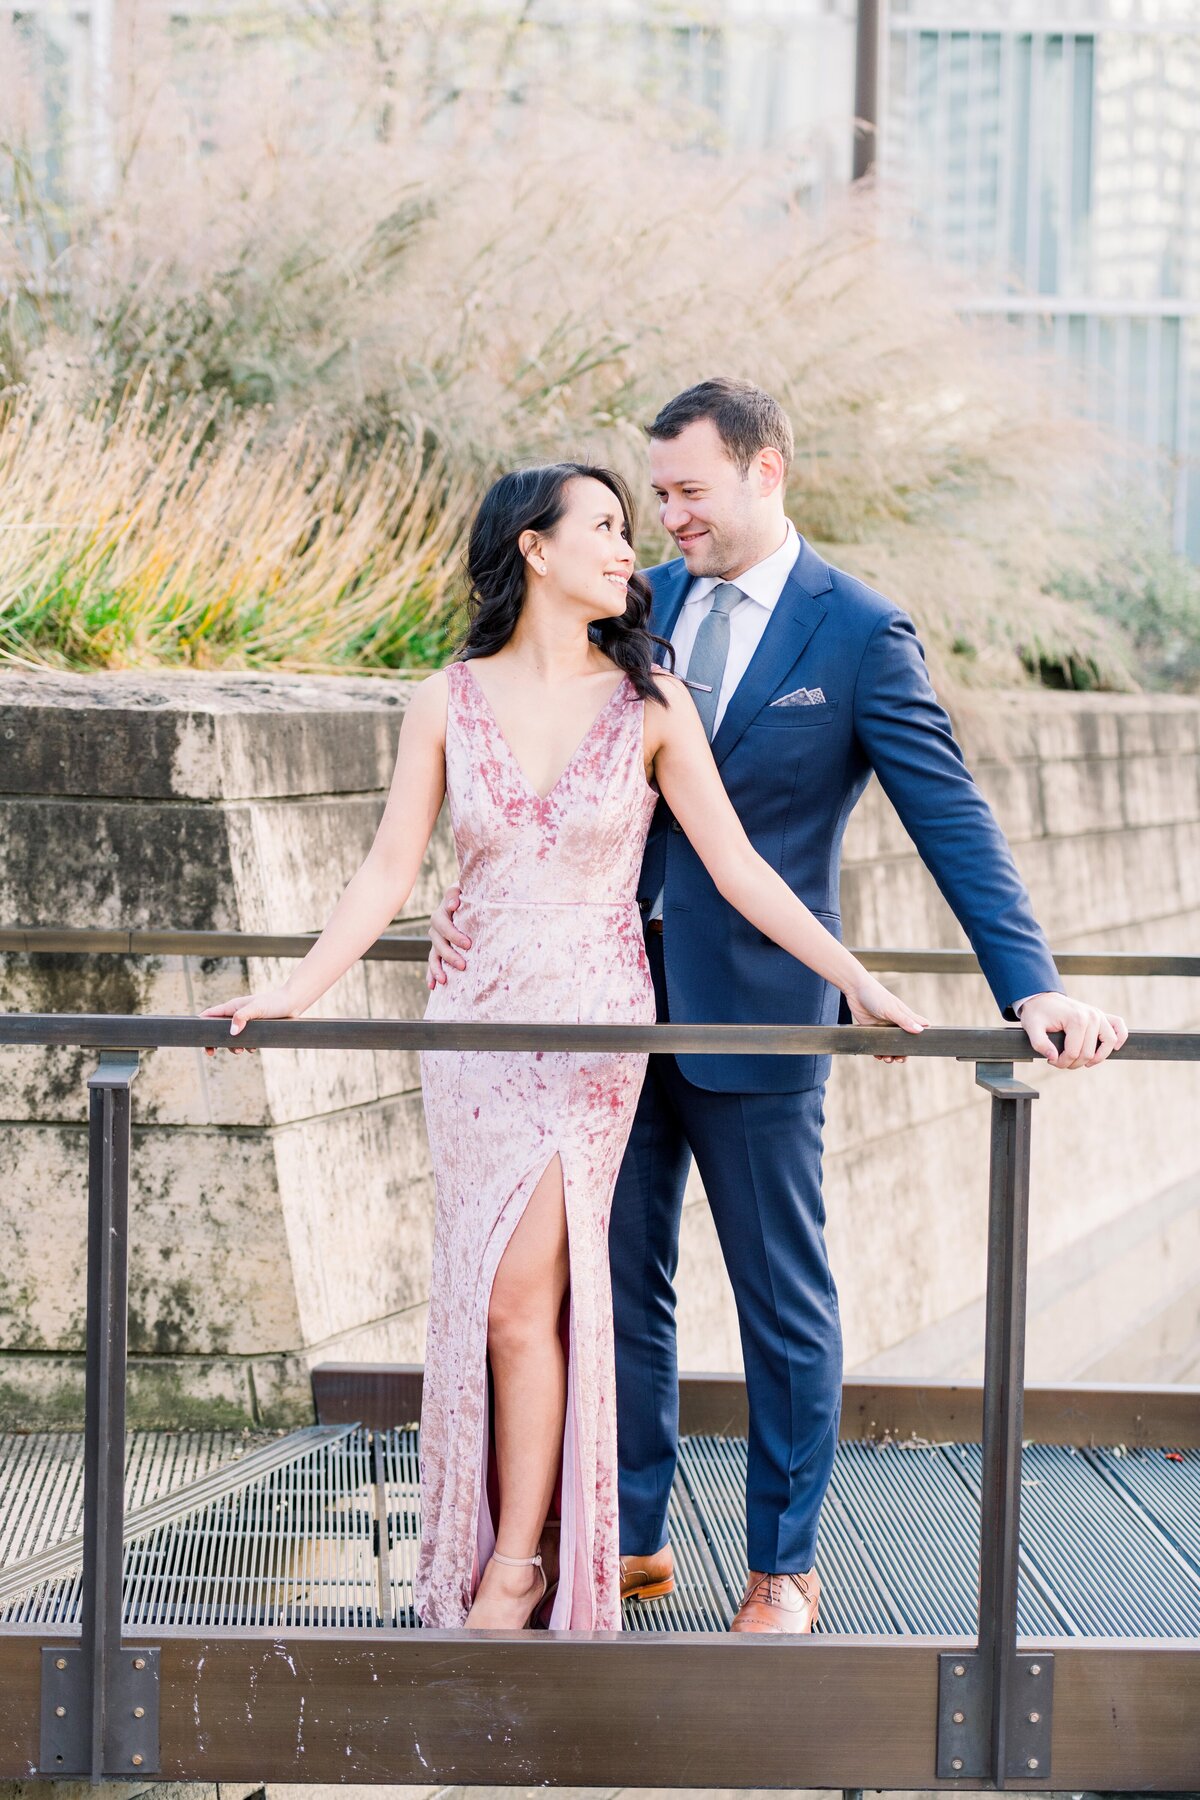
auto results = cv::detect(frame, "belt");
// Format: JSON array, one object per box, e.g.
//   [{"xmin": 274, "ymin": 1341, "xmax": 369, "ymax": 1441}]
[{"xmin": 646, "ymin": 918, "xmax": 664, "ymax": 937}]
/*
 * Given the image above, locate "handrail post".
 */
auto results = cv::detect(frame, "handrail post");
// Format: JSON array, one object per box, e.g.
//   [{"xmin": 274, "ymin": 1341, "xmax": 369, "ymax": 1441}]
[
  {"xmin": 40, "ymin": 1051, "xmax": 159, "ymax": 1781},
  {"xmin": 937, "ymin": 1063, "xmax": 1052, "ymax": 1788},
  {"xmin": 82, "ymin": 1051, "xmax": 139, "ymax": 1782}
]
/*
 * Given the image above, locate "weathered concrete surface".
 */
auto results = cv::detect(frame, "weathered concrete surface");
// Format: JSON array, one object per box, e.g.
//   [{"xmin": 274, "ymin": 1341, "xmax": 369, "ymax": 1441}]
[
  {"xmin": 0, "ymin": 672, "xmax": 453, "ymax": 1428},
  {"xmin": 1, "ymin": 672, "xmax": 1197, "ymax": 1425},
  {"xmin": 671, "ymin": 693, "xmax": 1200, "ymax": 1383}
]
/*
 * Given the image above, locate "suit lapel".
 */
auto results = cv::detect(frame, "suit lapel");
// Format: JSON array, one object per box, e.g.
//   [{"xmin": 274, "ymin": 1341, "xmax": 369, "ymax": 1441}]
[
  {"xmin": 646, "ymin": 560, "xmax": 692, "ymax": 652},
  {"xmin": 710, "ymin": 548, "xmax": 832, "ymax": 768}
]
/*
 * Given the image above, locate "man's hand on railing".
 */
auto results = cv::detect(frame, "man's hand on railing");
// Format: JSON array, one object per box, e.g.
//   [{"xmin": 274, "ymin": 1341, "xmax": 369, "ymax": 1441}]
[
  {"xmin": 1016, "ymin": 992, "xmax": 1128, "ymax": 1069},
  {"xmin": 199, "ymin": 988, "xmax": 298, "ymax": 1055},
  {"xmin": 427, "ymin": 884, "xmax": 470, "ymax": 989}
]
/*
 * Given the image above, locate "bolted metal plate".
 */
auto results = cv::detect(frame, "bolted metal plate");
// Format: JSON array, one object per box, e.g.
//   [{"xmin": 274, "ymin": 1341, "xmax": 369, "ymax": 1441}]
[
  {"xmin": 937, "ymin": 1650, "xmax": 1054, "ymax": 1784},
  {"xmin": 40, "ymin": 1646, "xmax": 88, "ymax": 1776},
  {"xmin": 38, "ymin": 1645, "xmax": 160, "ymax": 1778},
  {"xmin": 109, "ymin": 1646, "xmax": 161, "ymax": 1774},
  {"xmin": 937, "ymin": 1650, "xmax": 988, "ymax": 1778},
  {"xmin": 1005, "ymin": 1651, "xmax": 1054, "ymax": 1783}
]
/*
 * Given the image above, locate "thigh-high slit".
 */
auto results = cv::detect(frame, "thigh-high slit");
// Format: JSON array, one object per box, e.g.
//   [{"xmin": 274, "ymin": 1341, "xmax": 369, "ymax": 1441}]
[{"xmin": 413, "ymin": 660, "xmax": 658, "ymax": 1631}]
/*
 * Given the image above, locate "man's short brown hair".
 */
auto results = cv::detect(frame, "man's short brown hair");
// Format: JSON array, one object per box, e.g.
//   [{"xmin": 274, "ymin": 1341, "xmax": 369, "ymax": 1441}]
[{"xmin": 647, "ymin": 378, "xmax": 794, "ymax": 475}]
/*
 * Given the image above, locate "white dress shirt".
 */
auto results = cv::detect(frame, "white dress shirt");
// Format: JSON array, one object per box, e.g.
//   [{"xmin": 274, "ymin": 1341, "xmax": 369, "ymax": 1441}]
[
  {"xmin": 668, "ymin": 521, "xmax": 801, "ymax": 733},
  {"xmin": 648, "ymin": 524, "xmax": 800, "ymax": 921}
]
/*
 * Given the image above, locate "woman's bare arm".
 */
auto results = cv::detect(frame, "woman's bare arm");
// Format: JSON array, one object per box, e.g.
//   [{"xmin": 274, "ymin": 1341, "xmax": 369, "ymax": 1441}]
[
  {"xmin": 644, "ymin": 674, "xmax": 928, "ymax": 1034},
  {"xmin": 203, "ymin": 673, "xmax": 449, "ymax": 1036}
]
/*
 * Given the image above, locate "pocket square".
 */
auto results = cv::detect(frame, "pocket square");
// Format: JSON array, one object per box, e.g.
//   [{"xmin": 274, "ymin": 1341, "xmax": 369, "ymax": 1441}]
[{"xmin": 770, "ymin": 686, "xmax": 826, "ymax": 708}]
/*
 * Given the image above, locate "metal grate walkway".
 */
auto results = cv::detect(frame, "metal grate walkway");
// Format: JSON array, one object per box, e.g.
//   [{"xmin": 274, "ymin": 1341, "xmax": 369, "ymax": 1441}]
[{"xmin": 3, "ymin": 1427, "xmax": 1198, "ymax": 1636}]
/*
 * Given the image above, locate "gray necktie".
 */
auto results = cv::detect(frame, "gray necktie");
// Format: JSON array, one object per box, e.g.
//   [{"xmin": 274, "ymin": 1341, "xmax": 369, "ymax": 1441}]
[{"xmin": 686, "ymin": 582, "xmax": 741, "ymax": 740}]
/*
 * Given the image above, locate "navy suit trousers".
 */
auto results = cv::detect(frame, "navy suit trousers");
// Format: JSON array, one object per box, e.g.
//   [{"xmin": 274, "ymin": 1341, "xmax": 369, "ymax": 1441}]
[{"xmin": 609, "ymin": 931, "xmax": 842, "ymax": 1574}]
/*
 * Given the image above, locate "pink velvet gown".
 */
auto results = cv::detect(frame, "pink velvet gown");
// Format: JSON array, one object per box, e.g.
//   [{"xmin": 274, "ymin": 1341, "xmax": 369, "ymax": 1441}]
[{"xmin": 414, "ymin": 659, "xmax": 659, "ymax": 1631}]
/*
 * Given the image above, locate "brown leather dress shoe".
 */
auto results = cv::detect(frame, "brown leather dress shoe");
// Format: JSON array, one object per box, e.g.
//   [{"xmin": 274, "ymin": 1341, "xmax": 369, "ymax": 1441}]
[
  {"xmin": 619, "ymin": 1545, "xmax": 676, "ymax": 1602},
  {"xmin": 731, "ymin": 1567, "xmax": 821, "ymax": 1633}
]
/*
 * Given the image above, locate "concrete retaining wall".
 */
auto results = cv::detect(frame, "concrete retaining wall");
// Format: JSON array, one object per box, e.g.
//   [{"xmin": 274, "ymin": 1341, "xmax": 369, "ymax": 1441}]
[{"xmin": 1, "ymin": 673, "xmax": 1197, "ymax": 1426}]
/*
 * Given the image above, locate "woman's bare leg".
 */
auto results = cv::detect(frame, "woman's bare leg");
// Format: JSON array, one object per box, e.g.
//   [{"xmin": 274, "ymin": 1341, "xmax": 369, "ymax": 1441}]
[{"xmin": 465, "ymin": 1155, "xmax": 569, "ymax": 1628}]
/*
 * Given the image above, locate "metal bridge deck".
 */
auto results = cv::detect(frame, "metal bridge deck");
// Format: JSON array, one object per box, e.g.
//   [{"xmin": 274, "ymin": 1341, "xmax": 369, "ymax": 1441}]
[{"xmin": 2, "ymin": 1426, "xmax": 1198, "ymax": 1636}]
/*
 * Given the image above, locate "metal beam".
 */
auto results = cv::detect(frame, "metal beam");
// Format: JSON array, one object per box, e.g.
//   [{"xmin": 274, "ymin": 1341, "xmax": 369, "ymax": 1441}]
[
  {"xmin": 83, "ymin": 1052, "xmax": 140, "ymax": 1782},
  {"xmin": 5, "ymin": 926, "xmax": 1199, "ymax": 979},
  {"xmin": 1, "ymin": 1012, "xmax": 1196, "ymax": 1063},
  {"xmin": 836, "ymin": 1376, "xmax": 1200, "ymax": 1449},
  {"xmin": 853, "ymin": 0, "xmax": 881, "ymax": 180},
  {"xmin": 41, "ymin": 1053, "xmax": 153, "ymax": 1783},
  {"xmin": 310, "ymin": 1364, "xmax": 1200, "ymax": 1446},
  {"xmin": 939, "ymin": 1063, "xmax": 1050, "ymax": 1787},
  {"xmin": 6, "ymin": 1630, "xmax": 1198, "ymax": 1789}
]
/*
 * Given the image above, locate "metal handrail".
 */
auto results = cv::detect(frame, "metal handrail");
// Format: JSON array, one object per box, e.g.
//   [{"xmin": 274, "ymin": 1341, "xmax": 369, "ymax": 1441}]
[
  {"xmin": 3, "ymin": 923, "xmax": 1199, "ymax": 977},
  {"xmin": 1, "ymin": 1015, "xmax": 1197, "ymax": 1059},
  {"xmin": 4, "ymin": 1008, "xmax": 1199, "ymax": 1788}
]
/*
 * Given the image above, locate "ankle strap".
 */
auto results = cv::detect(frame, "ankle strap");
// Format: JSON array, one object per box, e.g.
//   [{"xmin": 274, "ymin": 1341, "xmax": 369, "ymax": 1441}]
[{"xmin": 491, "ymin": 1550, "xmax": 543, "ymax": 1568}]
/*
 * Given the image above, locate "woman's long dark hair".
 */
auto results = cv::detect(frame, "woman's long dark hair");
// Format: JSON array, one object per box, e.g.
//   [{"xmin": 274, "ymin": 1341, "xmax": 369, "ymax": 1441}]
[{"xmin": 458, "ymin": 462, "xmax": 672, "ymax": 703}]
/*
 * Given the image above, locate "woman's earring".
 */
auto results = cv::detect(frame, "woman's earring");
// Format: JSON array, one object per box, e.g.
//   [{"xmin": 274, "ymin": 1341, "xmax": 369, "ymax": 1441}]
[{"xmin": 535, "ymin": 561, "xmax": 547, "ymax": 575}]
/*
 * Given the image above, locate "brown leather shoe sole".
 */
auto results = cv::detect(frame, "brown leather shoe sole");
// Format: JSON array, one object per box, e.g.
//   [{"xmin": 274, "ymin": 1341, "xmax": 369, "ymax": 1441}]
[
  {"xmin": 623, "ymin": 1573, "xmax": 676, "ymax": 1602},
  {"xmin": 619, "ymin": 1547, "xmax": 676, "ymax": 1603}
]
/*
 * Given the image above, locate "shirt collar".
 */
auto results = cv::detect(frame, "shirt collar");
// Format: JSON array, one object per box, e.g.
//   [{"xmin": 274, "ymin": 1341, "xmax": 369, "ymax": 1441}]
[{"xmin": 684, "ymin": 521, "xmax": 801, "ymax": 612}]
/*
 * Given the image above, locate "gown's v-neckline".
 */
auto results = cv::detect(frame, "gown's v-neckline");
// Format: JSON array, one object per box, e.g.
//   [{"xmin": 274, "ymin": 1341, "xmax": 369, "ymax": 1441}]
[{"xmin": 461, "ymin": 660, "xmax": 630, "ymax": 804}]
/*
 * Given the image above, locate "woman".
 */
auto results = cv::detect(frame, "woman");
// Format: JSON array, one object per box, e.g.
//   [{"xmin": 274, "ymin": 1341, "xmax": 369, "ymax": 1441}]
[{"xmin": 202, "ymin": 463, "xmax": 927, "ymax": 1633}]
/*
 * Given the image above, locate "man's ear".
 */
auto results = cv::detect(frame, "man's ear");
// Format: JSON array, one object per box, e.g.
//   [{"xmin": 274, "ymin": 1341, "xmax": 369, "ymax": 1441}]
[{"xmin": 756, "ymin": 447, "xmax": 786, "ymax": 500}]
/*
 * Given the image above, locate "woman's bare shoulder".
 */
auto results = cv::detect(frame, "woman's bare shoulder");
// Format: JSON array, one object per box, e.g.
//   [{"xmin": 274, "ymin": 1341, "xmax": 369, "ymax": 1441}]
[
  {"xmin": 647, "ymin": 665, "xmax": 688, "ymax": 699},
  {"xmin": 643, "ymin": 666, "xmax": 700, "ymax": 758},
  {"xmin": 402, "ymin": 667, "xmax": 451, "ymax": 735},
  {"xmin": 647, "ymin": 666, "xmax": 699, "ymax": 720}
]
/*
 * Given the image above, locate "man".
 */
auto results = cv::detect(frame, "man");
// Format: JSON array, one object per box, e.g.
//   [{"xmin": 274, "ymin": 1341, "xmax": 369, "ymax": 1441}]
[{"xmin": 428, "ymin": 378, "xmax": 1127, "ymax": 1632}]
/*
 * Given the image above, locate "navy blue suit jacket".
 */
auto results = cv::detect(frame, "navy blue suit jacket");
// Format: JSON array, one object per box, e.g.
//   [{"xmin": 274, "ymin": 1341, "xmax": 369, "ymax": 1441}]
[{"xmin": 639, "ymin": 536, "xmax": 1063, "ymax": 1092}]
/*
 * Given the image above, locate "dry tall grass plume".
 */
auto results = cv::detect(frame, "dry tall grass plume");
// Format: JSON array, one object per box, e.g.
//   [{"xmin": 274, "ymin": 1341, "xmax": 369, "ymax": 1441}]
[
  {"xmin": 0, "ymin": 0, "xmax": 1162, "ymax": 686},
  {"xmin": 0, "ymin": 380, "xmax": 476, "ymax": 670}
]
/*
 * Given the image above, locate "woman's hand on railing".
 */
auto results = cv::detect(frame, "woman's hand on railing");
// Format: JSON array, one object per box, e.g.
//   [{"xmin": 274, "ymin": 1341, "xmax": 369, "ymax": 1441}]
[
  {"xmin": 199, "ymin": 989, "xmax": 298, "ymax": 1056},
  {"xmin": 841, "ymin": 973, "xmax": 932, "ymax": 1065}
]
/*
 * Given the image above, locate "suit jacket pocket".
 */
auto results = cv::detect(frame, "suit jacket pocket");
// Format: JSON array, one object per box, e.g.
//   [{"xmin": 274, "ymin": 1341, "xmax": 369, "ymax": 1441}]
[{"xmin": 752, "ymin": 699, "xmax": 839, "ymax": 729}]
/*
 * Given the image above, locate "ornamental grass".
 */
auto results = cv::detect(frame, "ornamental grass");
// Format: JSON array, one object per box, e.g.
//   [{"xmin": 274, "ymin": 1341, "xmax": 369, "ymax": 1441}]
[{"xmin": 0, "ymin": 1, "xmax": 1160, "ymax": 688}]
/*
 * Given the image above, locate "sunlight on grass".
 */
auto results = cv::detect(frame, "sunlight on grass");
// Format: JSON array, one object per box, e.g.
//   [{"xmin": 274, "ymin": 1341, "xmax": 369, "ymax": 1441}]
[{"xmin": 0, "ymin": 0, "xmax": 1176, "ymax": 688}]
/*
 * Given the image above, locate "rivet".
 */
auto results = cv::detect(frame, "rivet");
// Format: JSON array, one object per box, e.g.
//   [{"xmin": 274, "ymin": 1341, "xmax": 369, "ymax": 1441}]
[
  {"xmin": 55, "ymin": 1657, "xmax": 67, "ymax": 1670},
  {"xmin": 55, "ymin": 1706, "xmax": 66, "ymax": 1718},
  {"xmin": 133, "ymin": 1657, "xmax": 146, "ymax": 1670},
  {"xmin": 134, "ymin": 1706, "xmax": 145, "ymax": 1719},
  {"xmin": 1029, "ymin": 1710, "xmax": 1040, "ymax": 1724},
  {"xmin": 953, "ymin": 1663, "xmax": 966, "ymax": 1676},
  {"xmin": 1028, "ymin": 1758, "xmax": 1039, "ymax": 1771},
  {"xmin": 952, "ymin": 1758, "xmax": 964, "ymax": 1772},
  {"xmin": 953, "ymin": 1710, "xmax": 964, "ymax": 1723},
  {"xmin": 132, "ymin": 1754, "xmax": 143, "ymax": 1767},
  {"xmin": 1030, "ymin": 1662, "xmax": 1041, "ymax": 1676}
]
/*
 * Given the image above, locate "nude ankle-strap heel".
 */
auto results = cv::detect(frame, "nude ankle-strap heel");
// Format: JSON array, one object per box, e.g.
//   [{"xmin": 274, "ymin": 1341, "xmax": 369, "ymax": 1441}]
[
  {"xmin": 533, "ymin": 1521, "xmax": 561, "ymax": 1629},
  {"xmin": 489, "ymin": 1549, "xmax": 548, "ymax": 1627}
]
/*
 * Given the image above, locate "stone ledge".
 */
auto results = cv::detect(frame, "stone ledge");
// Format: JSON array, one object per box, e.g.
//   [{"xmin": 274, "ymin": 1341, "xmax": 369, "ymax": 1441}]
[
  {"xmin": 0, "ymin": 670, "xmax": 412, "ymax": 802},
  {"xmin": 0, "ymin": 1352, "xmax": 312, "ymax": 1432}
]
